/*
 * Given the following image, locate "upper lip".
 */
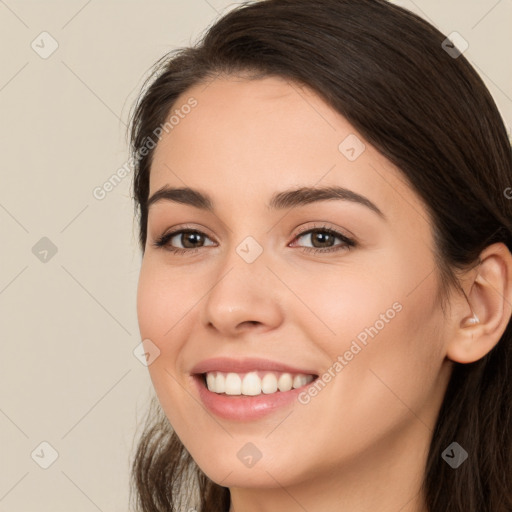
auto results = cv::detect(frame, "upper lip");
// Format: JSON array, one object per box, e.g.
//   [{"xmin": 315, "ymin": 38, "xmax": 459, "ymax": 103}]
[{"xmin": 191, "ymin": 357, "xmax": 318, "ymax": 376}]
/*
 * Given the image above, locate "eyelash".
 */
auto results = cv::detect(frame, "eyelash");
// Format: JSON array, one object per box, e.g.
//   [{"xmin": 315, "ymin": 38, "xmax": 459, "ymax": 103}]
[{"xmin": 152, "ymin": 224, "xmax": 356, "ymax": 256}]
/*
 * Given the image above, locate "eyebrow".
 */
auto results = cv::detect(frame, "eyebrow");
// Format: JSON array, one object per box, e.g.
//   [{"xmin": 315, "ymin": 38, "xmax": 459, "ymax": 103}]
[{"xmin": 147, "ymin": 185, "xmax": 385, "ymax": 219}]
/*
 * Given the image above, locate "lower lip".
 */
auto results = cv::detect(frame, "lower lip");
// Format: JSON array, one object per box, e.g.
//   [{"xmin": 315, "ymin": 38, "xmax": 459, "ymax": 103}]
[{"xmin": 192, "ymin": 375, "xmax": 315, "ymax": 421}]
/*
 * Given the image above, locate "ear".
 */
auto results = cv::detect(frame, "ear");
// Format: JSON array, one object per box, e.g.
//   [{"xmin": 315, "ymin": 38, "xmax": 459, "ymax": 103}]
[{"xmin": 446, "ymin": 242, "xmax": 512, "ymax": 364}]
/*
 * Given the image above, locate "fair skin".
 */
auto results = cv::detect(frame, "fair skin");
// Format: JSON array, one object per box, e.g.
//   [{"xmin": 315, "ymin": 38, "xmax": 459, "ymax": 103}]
[{"xmin": 136, "ymin": 74, "xmax": 512, "ymax": 512}]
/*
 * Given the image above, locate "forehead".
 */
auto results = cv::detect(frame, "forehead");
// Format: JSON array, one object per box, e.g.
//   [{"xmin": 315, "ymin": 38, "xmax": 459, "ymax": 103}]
[{"xmin": 148, "ymin": 75, "xmax": 426, "ymax": 226}]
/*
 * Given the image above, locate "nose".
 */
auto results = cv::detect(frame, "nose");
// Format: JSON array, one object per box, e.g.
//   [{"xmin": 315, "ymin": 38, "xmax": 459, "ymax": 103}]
[{"xmin": 200, "ymin": 245, "xmax": 285, "ymax": 337}]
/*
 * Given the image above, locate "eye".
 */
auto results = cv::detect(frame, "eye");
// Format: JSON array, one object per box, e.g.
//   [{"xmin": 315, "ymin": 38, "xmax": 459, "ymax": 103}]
[
  {"xmin": 152, "ymin": 229, "xmax": 216, "ymax": 255},
  {"xmin": 152, "ymin": 224, "xmax": 356, "ymax": 256},
  {"xmin": 291, "ymin": 225, "xmax": 356, "ymax": 254}
]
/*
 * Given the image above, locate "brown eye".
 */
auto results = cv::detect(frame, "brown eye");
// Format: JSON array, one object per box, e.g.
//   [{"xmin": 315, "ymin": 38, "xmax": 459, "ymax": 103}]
[
  {"xmin": 301, "ymin": 230, "xmax": 337, "ymax": 248},
  {"xmin": 153, "ymin": 229, "xmax": 216, "ymax": 253},
  {"xmin": 177, "ymin": 231, "xmax": 206, "ymax": 248},
  {"xmin": 292, "ymin": 227, "xmax": 356, "ymax": 254}
]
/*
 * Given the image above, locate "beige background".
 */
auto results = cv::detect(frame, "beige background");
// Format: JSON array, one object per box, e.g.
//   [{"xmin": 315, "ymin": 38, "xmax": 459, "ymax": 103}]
[{"xmin": 0, "ymin": 1, "xmax": 511, "ymax": 511}]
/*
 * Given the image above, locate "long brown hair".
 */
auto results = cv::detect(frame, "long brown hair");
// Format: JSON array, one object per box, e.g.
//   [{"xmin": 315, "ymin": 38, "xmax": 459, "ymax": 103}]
[{"xmin": 128, "ymin": 1, "xmax": 512, "ymax": 510}]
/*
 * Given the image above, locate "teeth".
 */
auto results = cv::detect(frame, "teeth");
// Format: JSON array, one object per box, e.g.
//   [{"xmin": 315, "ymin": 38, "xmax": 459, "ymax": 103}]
[
  {"xmin": 261, "ymin": 373, "xmax": 278, "ymax": 394},
  {"xmin": 225, "ymin": 373, "xmax": 241, "ymax": 395},
  {"xmin": 278, "ymin": 373, "xmax": 293, "ymax": 392},
  {"xmin": 241, "ymin": 372, "xmax": 261, "ymax": 396},
  {"xmin": 204, "ymin": 371, "xmax": 315, "ymax": 395},
  {"xmin": 215, "ymin": 372, "xmax": 225, "ymax": 393},
  {"xmin": 293, "ymin": 374, "xmax": 309, "ymax": 388}
]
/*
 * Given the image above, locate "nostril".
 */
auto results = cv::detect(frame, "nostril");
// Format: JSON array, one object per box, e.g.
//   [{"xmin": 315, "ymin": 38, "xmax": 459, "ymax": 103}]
[{"xmin": 235, "ymin": 320, "xmax": 263, "ymax": 331}]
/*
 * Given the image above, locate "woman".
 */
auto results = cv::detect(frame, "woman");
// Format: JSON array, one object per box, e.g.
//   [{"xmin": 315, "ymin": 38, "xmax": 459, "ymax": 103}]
[{"xmin": 128, "ymin": 0, "xmax": 512, "ymax": 510}]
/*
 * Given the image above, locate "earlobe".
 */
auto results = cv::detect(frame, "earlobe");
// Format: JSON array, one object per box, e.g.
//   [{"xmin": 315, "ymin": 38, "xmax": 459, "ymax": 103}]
[{"xmin": 446, "ymin": 242, "xmax": 512, "ymax": 364}]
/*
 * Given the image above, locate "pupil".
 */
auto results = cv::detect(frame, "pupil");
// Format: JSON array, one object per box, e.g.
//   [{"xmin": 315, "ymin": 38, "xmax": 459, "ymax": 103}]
[
  {"xmin": 313, "ymin": 232, "xmax": 333, "ymax": 248},
  {"xmin": 183, "ymin": 232, "xmax": 203, "ymax": 248}
]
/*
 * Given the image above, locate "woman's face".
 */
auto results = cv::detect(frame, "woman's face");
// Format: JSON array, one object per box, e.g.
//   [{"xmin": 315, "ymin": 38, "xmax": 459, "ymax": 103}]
[{"xmin": 137, "ymin": 75, "xmax": 453, "ymax": 490}]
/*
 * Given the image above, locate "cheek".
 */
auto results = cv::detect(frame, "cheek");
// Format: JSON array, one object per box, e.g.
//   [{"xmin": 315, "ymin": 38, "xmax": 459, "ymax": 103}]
[
  {"xmin": 286, "ymin": 256, "xmax": 402, "ymax": 343},
  {"xmin": 333, "ymin": 268, "xmax": 444, "ymax": 423},
  {"xmin": 136, "ymin": 264, "xmax": 165, "ymax": 341},
  {"xmin": 136, "ymin": 259, "xmax": 191, "ymax": 394},
  {"xmin": 136, "ymin": 258, "xmax": 189, "ymax": 345},
  {"xmin": 298, "ymin": 248, "xmax": 444, "ymax": 410},
  {"xmin": 136, "ymin": 256, "xmax": 202, "ymax": 383},
  {"xmin": 136, "ymin": 261, "xmax": 194, "ymax": 421}
]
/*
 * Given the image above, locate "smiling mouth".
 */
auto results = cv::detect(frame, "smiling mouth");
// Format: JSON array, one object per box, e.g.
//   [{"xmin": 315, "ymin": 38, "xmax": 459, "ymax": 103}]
[{"xmin": 200, "ymin": 370, "xmax": 318, "ymax": 396}]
